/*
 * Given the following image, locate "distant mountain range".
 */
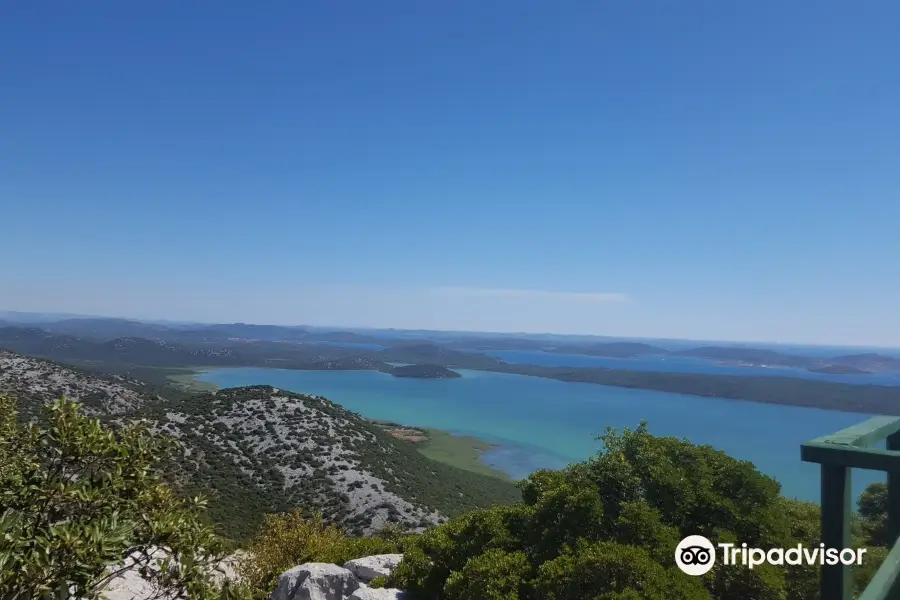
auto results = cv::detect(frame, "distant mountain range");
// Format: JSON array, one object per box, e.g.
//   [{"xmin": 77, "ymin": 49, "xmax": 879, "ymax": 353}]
[
  {"xmin": 0, "ymin": 326, "xmax": 504, "ymax": 375},
  {"xmin": 1, "ymin": 315, "xmax": 898, "ymax": 374}
]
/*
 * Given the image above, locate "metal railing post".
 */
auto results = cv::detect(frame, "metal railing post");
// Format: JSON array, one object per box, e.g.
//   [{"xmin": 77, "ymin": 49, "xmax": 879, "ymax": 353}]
[
  {"xmin": 804, "ymin": 417, "xmax": 900, "ymax": 600},
  {"xmin": 821, "ymin": 464, "xmax": 852, "ymax": 600},
  {"xmin": 887, "ymin": 432, "xmax": 900, "ymax": 546},
  {"xmin": 885, "ymin": 432, "xmax": 900, "ymax": 600}
]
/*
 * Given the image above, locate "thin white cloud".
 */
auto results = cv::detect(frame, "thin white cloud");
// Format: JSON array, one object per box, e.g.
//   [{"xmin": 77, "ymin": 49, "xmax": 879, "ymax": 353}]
[{"xmin": 431, "ymin": 286, "xmax": 628, "ymax": 302}]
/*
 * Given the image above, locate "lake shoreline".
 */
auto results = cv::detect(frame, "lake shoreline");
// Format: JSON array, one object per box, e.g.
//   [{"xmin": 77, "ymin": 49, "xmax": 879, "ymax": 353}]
[
  {"xmin": 190, "ymin": 365, "xmax": 886, "ymax": 502},
  {"xmin": 176, "ymin": 363, "xmax": 900, "ymax": 417},
  {"xmin": 370, "ymin": 420, "xmax": 513, "ymax": 481},
  {"xmin": 172, "ymin": 368, "xmax": 514, "ymax": 481}
]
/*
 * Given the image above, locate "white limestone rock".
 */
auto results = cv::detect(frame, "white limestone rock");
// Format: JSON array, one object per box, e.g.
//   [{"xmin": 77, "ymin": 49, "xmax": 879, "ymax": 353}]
[
  {"xmin": 343, "ymin": 554, "xmax": 403, "ymax": 583},
  {"xmin": 96, "ymin": 548, "xmax": 243, "ymax": 600},
  {"xmin": 269, "ymin": 563, "xmax": 360, "ymax": 600},
  {"xmin": 348, "ymin": 587, "xmax": 408, "ymax": 600}
]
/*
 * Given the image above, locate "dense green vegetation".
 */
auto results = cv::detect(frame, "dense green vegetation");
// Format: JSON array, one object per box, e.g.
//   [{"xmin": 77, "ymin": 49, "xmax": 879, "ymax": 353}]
[
  {"xmin": 225, "ymin": 421, "xmax": 894, "ymax": 599},
  {"xmin": 2, "ymin": 386, "xmax": 895, "ymax": 599},
  {"xmin": 0, "ymin": 394, "xmax": 250, "ymax": 599},
  {"xmin": 385, "ymin": 423, "xmax": 890, "ymax": 599}
]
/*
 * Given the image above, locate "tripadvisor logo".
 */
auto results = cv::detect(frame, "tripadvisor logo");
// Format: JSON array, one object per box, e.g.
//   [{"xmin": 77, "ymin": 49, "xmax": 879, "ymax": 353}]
[
  {"xmin": 675, "ymin": 535, "xmax": 868, "ymax": 576},
  {"xmin": 676, "ymin": 536, "xmax": 717, "ymax": 576}
]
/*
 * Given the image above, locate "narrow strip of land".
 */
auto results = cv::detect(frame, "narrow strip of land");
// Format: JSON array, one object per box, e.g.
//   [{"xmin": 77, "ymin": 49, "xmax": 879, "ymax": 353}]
[
  {"xmin": 479, "ymin": 363, "xmax": 900, "ymax": 416},
  {"xmin": 371, "ymin": 420, "xmax": 512, "ymax": 481},
  {"xmin": 166, "ymin": 368, "xmax": 219, "ymax": 392}
]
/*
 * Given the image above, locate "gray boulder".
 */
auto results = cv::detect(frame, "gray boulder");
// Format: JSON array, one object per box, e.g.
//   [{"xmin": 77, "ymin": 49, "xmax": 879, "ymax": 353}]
[
  {"xmin": 348, "ymin": 587, "xmax": 408, "ymax": 600},
  {"xmin": 343, "ymin": 554, "xmax": 404, "ymax": 583},
  {"xmin": 269, "ymin": 563, "xmax": 360, "ymax": 600}
]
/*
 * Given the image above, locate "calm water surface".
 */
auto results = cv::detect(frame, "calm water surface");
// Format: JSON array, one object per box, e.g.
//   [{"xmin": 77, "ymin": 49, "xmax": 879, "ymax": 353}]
[{"xmin": 196, "ymin": 367, "xmax": 884, "ymax": 501}]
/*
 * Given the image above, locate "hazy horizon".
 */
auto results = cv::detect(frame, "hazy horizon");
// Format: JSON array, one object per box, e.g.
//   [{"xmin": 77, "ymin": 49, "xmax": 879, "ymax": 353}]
[{"xmin": 3, "ymin": 307, "xmax": 898, "ymax": 352}]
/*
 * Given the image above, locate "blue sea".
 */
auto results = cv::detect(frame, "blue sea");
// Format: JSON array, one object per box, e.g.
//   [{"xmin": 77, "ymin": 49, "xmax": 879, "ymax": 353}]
[{"xmin": 196, "ymin": 365, "xmax": 887, "ymax": 503}]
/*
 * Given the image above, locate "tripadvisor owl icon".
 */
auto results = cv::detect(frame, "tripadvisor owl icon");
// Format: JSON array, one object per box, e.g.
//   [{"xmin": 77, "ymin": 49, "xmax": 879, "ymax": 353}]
[{"xmin": 676, "ymin": 535, "xmax": 716, "ymax": 576}]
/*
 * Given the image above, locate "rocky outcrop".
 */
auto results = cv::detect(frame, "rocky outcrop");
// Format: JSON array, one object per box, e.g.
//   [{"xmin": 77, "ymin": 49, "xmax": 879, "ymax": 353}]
[
  {"xmin": 0, "ymin": 349, "xmax": 150, "ymax": 416},
  {"xmin": 347, "ymin": 588, "xmax": 407, "ymax": 599},
  {"xmin": 160, "ymin": 386, "xmax": 445, "ymax": 535},
  {"xmin": 343, "ymin": 554, "xmax": 403, "ymax": 584},
  {"xmin": 270, "ymin": 555, "xmax": 406, "ymax": 600},
  {"xmin": 96, "ymin": 549, "xmax": 244, "ymax": 600},
  {"xmin": 270, "ymin": 563, "xmax": 361, "ymax": 600}
]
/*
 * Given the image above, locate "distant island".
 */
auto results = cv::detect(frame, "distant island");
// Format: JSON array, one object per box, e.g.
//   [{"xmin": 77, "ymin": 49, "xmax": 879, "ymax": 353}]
[
  {"xmin": 674, "ymin": 346, "xmax": 815, "ymax": 369},
  {"xmin": 390, "ymin": 364, "xmax": 462, "ymax": 379},
  {"xmin": 808, "ymin": 364, "xmax": 871, "ymax": 375},
  {"xmin": 830, "ymin": 353, "xmax": 900, "ymax": 373}
]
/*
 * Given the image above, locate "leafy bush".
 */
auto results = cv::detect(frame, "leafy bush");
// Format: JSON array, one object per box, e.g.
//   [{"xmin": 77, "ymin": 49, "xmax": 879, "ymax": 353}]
[
  {"xmin": 389, "ymin": 422, "xmax": 886, "ymax": 600},
  {"xmin": 237, "ymin": 510, "xmax": 407, "ymax": 597},
  {"xmin": 858, "ymin": 482, "xmax": 889, "ymax": 546},
  {"xmin": 533, "ymin": 541, "xmax": 708, "ymax": 600},
  {"xmin": 443, "ymin": 548, "xmax": 531, "ymax": 600},
  {"xmin": 0, "ymin": 394, "xmax": 249, "ymax": 599}
]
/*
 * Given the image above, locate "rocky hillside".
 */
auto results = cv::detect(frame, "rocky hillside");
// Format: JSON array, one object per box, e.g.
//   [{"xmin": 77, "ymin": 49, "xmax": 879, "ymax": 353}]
[
  {"xmin": 0, "ymin": 349, "xmax": 153, "ymax": 418},
  {"xmin": 0, "ymin": 350, "xmax": 520, "ymax": 541}
]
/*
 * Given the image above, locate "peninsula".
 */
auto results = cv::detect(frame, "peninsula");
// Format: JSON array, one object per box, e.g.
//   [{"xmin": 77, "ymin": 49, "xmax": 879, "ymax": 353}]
[{"xmin": 390, "ymin": 364, "xmax": 462, "ymax": 379}]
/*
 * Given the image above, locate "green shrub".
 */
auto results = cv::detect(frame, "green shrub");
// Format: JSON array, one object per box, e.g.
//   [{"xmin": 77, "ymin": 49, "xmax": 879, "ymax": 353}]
[
  {"xmin": 858, "ymin": 482, "xmax": 889, "ymax": 546},
  {"xmin": 443, "ymin": 549, "xmax": 531, "ymax": 599},
  {"xmin": 0, "ymin": 394, "xmax": 245, "ymax": 599},
  {"xmin": 533, "ymin": 541, "xmax": 708, "ymax": 600},
  {"xmin": 389, "ymin": 422, "xmax": 888, "ymax": 600}
]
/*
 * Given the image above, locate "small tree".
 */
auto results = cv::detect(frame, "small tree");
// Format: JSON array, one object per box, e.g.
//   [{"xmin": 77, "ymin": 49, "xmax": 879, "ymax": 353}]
[{"xmin": 0, "ymin": 394, "xmax": 247, "ymax": 599}]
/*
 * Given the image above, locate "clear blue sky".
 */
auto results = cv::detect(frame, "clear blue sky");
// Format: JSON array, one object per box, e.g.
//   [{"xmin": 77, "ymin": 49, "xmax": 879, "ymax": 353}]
[{"xmin": 2, "ymin": 1, "xmax": 898, "ymax": 346}]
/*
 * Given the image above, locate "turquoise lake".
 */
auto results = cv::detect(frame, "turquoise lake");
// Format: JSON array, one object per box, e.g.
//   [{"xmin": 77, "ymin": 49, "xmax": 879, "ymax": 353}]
[{"xmin": 195, "ymin": 367, "xmax": 884, "ymax": 502}]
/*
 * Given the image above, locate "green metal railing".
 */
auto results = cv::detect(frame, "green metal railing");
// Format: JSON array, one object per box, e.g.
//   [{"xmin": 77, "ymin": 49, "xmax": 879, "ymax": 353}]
[{"xmin": 802, "ymin": 417, "xmax": 900, "ymax": 600}]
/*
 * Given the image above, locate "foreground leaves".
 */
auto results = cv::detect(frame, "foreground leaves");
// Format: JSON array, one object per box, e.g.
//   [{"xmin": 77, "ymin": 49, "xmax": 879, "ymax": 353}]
[{"xmin": 0, "ymin": 394, "xmax": 248, "ymax": 599}]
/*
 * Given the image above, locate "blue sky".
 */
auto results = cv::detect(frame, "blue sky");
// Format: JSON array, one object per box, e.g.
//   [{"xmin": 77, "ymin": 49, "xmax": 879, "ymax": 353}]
[{"xmin": 2, "ymin": 1, "xmax": 898, "ymax": 346}]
